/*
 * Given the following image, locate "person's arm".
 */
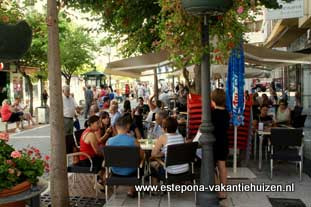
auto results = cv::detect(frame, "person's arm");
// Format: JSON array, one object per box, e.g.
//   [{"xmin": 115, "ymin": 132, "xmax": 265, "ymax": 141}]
[
  {"xmin": 148, "ymin": 94, "xmax": 156, "ymax": 109},
  {"xmin": 134, "ymin": 127, "xmax": 142, "ymax": 139},
  {"xmin": 88, "ymin": 133, "xmax": 103, "ymax": 156},
  {"xmin": 134, "ymin": 139, "xmax": 145, "ymax": 161},
  {"xmin": 101, "ymin": 127, "xmax": 113, "ymax": 143},
  {"xmin": 151, "ymin": 135, "xmax": 165, "ymax": 158}
]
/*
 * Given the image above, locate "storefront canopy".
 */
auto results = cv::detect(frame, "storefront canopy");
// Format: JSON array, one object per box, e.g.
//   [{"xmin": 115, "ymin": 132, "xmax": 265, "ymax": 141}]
[{"xmin": 106, "ymin": 44, "xmax": 311, "ymax": 77}]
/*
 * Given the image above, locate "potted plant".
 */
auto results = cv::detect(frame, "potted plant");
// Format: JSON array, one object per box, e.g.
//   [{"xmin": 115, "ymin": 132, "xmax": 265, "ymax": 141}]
[{"xmin": 0, "ymin": 132, "xmax": 49, "ymax": 207}]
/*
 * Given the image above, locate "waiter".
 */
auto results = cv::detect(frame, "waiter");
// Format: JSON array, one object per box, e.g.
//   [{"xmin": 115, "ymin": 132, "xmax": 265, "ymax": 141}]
[{"xmin": 63, "ymin": 85, "xmax": 80, "ymax": 135}]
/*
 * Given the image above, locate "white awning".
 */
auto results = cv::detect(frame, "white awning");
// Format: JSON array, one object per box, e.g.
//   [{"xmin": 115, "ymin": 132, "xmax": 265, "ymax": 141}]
[{"xmin": 105, "ymin": 44, "xmax": 311, "ymax": 77}]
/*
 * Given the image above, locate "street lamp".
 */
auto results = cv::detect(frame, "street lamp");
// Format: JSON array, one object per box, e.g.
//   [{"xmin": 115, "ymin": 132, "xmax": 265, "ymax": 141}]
[{"xmin": 181, "ymin": 1, "xmax": 232, "ymax": 206}]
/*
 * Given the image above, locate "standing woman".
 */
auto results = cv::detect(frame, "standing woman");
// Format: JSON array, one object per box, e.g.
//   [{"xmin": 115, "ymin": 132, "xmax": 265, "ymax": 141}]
[{"xmin": 211, "ymin": 89, "xmax": 230, "ymax": 200}]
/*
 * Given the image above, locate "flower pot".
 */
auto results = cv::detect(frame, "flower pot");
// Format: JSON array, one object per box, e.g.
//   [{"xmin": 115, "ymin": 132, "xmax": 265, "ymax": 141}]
[
  {"xmin": 181, "ymin": 0, "xmax": 233, "ymax": 15},
  {"xmin": 0, "ymin": 181, "xmax": 31, "ymax": 207}
]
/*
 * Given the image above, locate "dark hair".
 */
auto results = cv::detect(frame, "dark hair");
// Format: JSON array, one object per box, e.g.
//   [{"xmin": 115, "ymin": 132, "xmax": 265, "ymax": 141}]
[
  {"xmin": 156, "ymin": 110, "xmax": 169, "ymax": 120},
  {"xmin": 100, "ymin": 111, "xmax": 110, "ymax": 120},
  {"xmin": 103, "ymin": 96, "xmax": 110, "ymax": 102},
  {"xmin": 156, "ymin": 100, "xmax": 163, "ymax": 108},
  {"xmin": 279, "ymin": 99, "xmax": 288, "ymax": 107},
  {"xmin": 138, "ymin": 97, "xmax": 144, "ymax": 101},
  {"xmin": 123, "ymin": 100, "xmax": 131, "ymax": 112},
  {"xmin": 260, "ymin": 105, "xmax": 269, "ymax": 110},
  {"xmin": 88, "ymin": 115, "xmax": 99, "ymax": 125},
  {"xmin": 162, "ymin": 117, "xmax": 178, "ymax": 133},
  {"xmin": 211, "ymin": 89, "xmax": 226, "ymax": 107},
  {"xmin": 115, "ymin": 115, "xmax": 131, "ymax": 128}
]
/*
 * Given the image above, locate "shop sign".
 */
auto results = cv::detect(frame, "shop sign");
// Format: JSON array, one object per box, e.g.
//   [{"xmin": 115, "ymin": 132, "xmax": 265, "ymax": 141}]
[{"xmin": 265, "ymin": 0, "xmax": 304, "ymax": 20}]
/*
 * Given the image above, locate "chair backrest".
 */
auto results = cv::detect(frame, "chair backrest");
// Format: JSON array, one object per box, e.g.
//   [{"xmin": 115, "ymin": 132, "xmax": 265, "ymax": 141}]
[
  {"xmin": 74, "ymin": 129, "xmax": 85, "ymax": 146},
  {"xmin": 65, "ymin": 134, "xmax": 75, "ymax": 154},
  {"xmin": 103, "ymin": 146, "xmax": 140, "ymax": 168},
  {"xmin": 292, "ymin": 115, "xmax": 307, "ymax": 128},
  {"xmin": 166, "ymin": 142, "xmax": 198, "ymax": 167},
  {"xmin": 270, "ymin": 128, "xmax": 303, "ymax": 147}
]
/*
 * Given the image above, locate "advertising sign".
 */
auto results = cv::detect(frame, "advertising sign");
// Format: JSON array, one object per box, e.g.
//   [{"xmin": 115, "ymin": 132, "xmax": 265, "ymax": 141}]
[{"xmin": 265, "ymin": 0, "xmax": 304, "ymax": 20}]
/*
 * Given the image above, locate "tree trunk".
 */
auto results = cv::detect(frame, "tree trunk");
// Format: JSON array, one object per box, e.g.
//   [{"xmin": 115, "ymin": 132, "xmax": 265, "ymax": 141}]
[
  {"xmin": 25, "ymin": 75, "xmax": 34, "ymax": 115},
  {"xmin": 194, "ymin": 64, "xmax": 201, "ymax": 95},
  {"xmin": 47, "ymin": 0, "xmax": 69, "ymax": 206},
  {"xmin": 65, "ymin": 77, "xmax": 70, "ymax": 86},
  {"xmin": 153, "ymin": 68, "xmax": 158, "ymax": 100}
]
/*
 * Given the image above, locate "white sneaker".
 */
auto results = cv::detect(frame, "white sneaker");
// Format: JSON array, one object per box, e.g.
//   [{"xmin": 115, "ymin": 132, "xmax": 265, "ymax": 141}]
[{"xmin": 15, "ymin": 128, "xmax": 21, "ymax": 133}]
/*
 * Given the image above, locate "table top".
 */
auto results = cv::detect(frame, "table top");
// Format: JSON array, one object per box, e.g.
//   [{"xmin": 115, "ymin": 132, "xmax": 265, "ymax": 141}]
[
  {"xmin": 138, "ymin": 139, "xmax": 156, "ymax": 151},
  {"xmin": 0, "ymin": 179, "xmax": 48, "ymax": 204}
]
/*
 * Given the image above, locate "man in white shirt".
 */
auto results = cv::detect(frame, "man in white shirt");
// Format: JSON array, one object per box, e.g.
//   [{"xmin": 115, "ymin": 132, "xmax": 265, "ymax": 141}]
[
  {"xmin": 63, "ymin": 85, "xmax": 79, "ymax": 135},
  {"xmin": 159, "ymin": 89, "xmax": 170, "ymax": 107},
  {"xmin": 151, "ymin": 110, "xmax": 168, "ymax": 139}
]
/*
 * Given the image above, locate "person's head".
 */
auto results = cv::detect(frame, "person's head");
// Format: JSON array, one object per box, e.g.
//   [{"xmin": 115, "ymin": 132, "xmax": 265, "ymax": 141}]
[
  {"xmin": 87, "ymin": 115, "xmax": 100, "ymax": 131},
  {"xmin": 100, "ymin": 84, "xmax": 105, "ymax": 89},
  {"xmin": 138, "ymin": 97, "xmax": 144, "ymax": 105},
  {"xmin": 62, "ymin": 85, "xmax": 70, "ymax": 97},
  {"xmin": 253, "ymin": 92, "xmax": 258, "ymax": 98},
  {"xmin": 262, "ymin": 94, "xmax": 268, "ymax": 99},
  {"xmin": 162, "ymin": 117, "xmax": 178, "ymax": 134},
  {"xmin": 260, "ymin": 105, "xmax": 269, "ymax": 117},
  {"xmin": 89, "ymin": 104, "xmax": 99, "ymax": 116},
  {"xmin": 245, "ymin": 90, "xmax": 249, "ymax": 96},
  {"xmin": 14, "ymin": 97, "xmax": 21, "ymax": 104},
  {"xmin": 155, "ymin": 110, "xmax": 169, "ymax": 125},
  {"xmin": 109, "ymin": 104, "xmax": 118, "ymax": 114},
  {"xmin": 211, "ymin": 88, "xmax": 226, "ymax": 107},
  {"xmin": 103, "ymin": 96, "xmax": 110, "ymax": 103},
  {"xmin": 278, "ymin": 99, "xmax": 288, "ymax": 110},
  {"xmin": 87, "ymin": 85, "xmax": 91, "ymax": 90},
  {"xmin": 2, "ymin": 99, "xmax": 9, "ymax": 106},
  {"xmin": 115, "ymin": 116, "xmax": 131, "ymax": 134},
  {"xmin": 123, "ymin": 100, "xmax": 131, "ymax": 112},
  {"xmin": 100, "ymin": 111, "xmax": 110, "ymax": 126}
]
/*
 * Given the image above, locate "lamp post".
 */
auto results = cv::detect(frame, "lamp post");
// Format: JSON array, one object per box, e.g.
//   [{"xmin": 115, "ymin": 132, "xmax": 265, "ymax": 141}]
[{"xmin": 181, "ymin": 1, "xmax": 232, "ymax": 206}]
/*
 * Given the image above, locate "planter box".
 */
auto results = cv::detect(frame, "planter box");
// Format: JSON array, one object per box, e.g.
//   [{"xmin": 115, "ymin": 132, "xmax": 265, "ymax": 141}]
[{"xmin": 181, "ymin": 0, "xmax": 233, "ymax": 15}]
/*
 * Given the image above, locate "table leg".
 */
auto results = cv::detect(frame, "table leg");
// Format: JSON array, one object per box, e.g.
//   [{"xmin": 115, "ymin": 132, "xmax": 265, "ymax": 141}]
[
  {"xmin": 254, "ymin": 131, "xmax": 257, "ymax": 160},
  {"xmin": 30, "ymin": 195, "xmax": 40, "ymax": 207},
  {"xmin": 259, "ymin": 135, "xmax": 264, "ymax": 171}
]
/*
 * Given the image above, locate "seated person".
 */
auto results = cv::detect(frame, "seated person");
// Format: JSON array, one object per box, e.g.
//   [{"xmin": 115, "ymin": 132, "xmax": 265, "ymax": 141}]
[
  {"xmin": 109, "ymin": 103, "xmax": 121, "ymax": 135},
  {"xmin": 123, "ymin": 113, "xmax": 142, "ymax": 139},
  {"xmin": 84, "ymin": 104, "xmax": 100, "ymax": 128},
  {"xmin": 253, "ymin": 105, "xmax": 274, "ymax": 129},
  {"xmin": 102, "ymin": 96, "xmax": 110, "ymax": 111},
  {"xmin": 79, "ymin": 115, "xmax": 104, "ymax": 168},
  {"xmin": 150, "ymin": 117, "xmax": 189, "ymax": 185},
  {"xmin": 106, "ymin": 116, "xmax": 144, "ymax": 197},
  {"xmin": 150, "ymin": 110, "xmax": 168, "ymax": 139},
  {"xmin": 12, "ymin": 98, "xmax": 36, "ymax": 126},
  {"xmin": 1, "ymin": 99, "xmax": 23, "ymax": 131},
  {"xmin": 275, "ymin": 99, "xmax": 291, "ymax": 125},
  {"xmin": 95, "ymin": 111, "xmax": 113, "ymax": 146}
]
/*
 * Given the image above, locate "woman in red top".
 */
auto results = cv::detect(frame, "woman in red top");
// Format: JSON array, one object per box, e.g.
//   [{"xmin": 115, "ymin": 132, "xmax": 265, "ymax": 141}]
[
  {"xmin": 79, "ymin": 115, "xmax": 104, "ymax": 168},
  {"xmin": 0, "ymin": 99, "xmax": 23, "ymax": 131}
]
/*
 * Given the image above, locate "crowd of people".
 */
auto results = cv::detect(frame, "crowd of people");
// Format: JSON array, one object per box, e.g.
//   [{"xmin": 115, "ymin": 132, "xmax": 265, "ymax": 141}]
[{"xmin": 61, "ymin": 81, "xmax": 230, "ymax": 200}]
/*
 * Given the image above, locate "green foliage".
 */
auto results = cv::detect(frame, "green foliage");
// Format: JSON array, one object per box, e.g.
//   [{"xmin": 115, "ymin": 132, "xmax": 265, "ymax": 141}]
[
  {"xmin": 65, "ymin": 0, "xmax": 161, "ymax": 57},
  {"xmin": 0, "ymin": 137, "xmax": 48, "ymax": 191},
  {"xmin": 60, "ymin": 23, "xmax": 97, "ymax": 83}
]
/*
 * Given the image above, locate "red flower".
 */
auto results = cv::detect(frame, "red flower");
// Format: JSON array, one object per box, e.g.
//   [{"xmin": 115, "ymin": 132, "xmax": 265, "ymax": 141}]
[
  {"xmin": 11, "ymin": 151, "xmax": 22, "ymax": 158},
  {"xmin": 6, "ymin": 160, "xmax": 13, "ymax": 165},
  {"xmin": 0, "ymin": 132, "xmax": 9, "ymax": 142},
  {"xmin": 45, "ymin": 155, "xmax": 50, "ymax": 161}
]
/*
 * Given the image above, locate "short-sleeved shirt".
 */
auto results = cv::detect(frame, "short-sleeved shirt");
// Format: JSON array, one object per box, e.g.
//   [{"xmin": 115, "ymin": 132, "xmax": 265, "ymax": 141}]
[
  {"xmin": 63, "ymin": 95, "xmax": 78, "ymax": 118},
  {"xmin": 106, "ymin": 134, "xmax": 136, "ymax": 176},
  {"xmin": 151, "ymin": 124, "xmax": 163, "ymax": 139},
  {"xmin": 110, "ymin": 111, "xmax": 121, "ymax": 126}
]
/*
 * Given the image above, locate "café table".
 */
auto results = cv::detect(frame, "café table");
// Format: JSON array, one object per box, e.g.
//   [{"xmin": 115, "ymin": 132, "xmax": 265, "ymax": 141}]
[{"xmin": 254, "ymin": 129, "xmax": 271, "ymax": 171}]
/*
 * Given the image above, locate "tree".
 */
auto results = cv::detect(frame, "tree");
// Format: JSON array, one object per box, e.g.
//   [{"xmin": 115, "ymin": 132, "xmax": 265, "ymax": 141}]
[
  {"xmin": 47, "ymin": 0, "xmax": 70, "ymax": 206},
  {"xmin": 65, "ymin": 0, "xmax": 294, "ymax": 94},
  {"xmin": 60, "ymin": 24, "xmax": 96, "ymax": 85}
]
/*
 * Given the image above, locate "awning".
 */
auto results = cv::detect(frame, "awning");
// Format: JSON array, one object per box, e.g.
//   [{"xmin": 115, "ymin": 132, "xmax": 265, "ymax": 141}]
[{"xmin": 106, "ymin": 44, "xmax": 311, "ymax": 77}]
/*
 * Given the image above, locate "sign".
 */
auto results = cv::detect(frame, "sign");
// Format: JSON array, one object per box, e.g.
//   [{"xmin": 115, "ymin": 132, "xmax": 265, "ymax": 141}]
[{"xmin": 265, "ymin": 0, "xmax": 304, "ymax": 20}]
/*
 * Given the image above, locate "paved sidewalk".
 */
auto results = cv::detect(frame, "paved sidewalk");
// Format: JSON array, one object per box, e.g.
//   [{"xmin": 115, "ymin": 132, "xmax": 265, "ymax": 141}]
[{"xmin": 65, "ymin": 161, "xmax": 311, "ymax": 207}]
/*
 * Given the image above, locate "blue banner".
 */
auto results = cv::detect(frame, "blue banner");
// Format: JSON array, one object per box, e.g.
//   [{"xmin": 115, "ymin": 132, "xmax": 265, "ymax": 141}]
[{"xmin": 226, "ymin": 44, "xmax": 245, "ymax": 126}]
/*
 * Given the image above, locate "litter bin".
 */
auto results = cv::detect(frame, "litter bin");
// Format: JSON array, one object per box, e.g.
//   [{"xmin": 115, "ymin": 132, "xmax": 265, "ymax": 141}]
[{"xmin": 36, "ymin": 107, "xmax": 49, "ymax": 124}]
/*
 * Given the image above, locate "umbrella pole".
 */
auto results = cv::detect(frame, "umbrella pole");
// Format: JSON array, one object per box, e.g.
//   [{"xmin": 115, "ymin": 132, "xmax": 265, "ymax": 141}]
[{"xmin": 234, "ymin": 126, "xmax": 238, "ymax": 174}]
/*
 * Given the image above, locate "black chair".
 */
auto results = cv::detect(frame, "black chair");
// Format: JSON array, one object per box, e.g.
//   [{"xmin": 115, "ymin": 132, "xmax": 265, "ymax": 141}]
[
  {"xmin": 155, "ymin": 142, "xmax": 198, "ymax": 207},
  {"xmin": 292, "ymin": 114, "xmax": 307, "ymax": 128},
  {"xmin": 103, "ymin": 146, "xmax": 143, "ymax": 207},
  {"xmin": 65, "ymin": 134, "xmax": 101, "ymax": 197},
  {"xmin": 270, "ymin": 128, "xmax": 304, "ymax": 181}
]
